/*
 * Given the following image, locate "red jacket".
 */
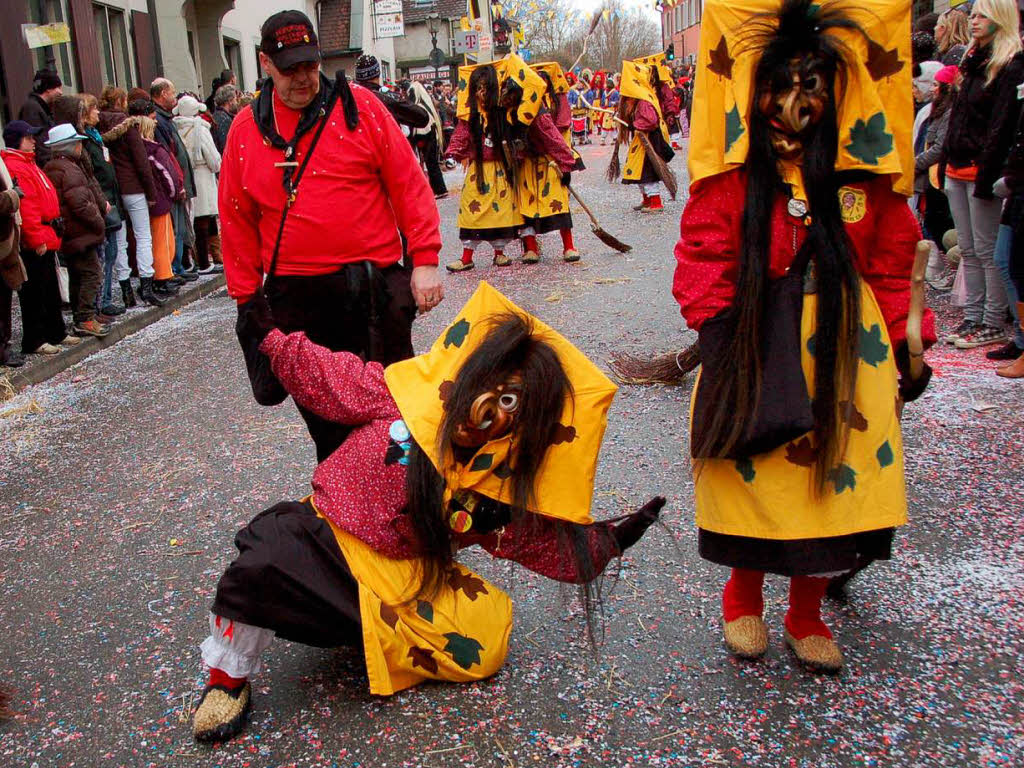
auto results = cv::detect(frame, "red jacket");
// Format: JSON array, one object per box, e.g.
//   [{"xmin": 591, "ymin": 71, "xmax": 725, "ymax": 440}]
[
  {"xmin": 220, "ymin": 85, "xmax": 441, "ymax": 302},
  {"xmin": 260, "ymin": 328, "xmax": 621, "ymax": 583},
  {"xmin": 673, "ymin": 169, "xmax": 937, "ymax": 352},
  {"xmin": 0, "ymin": 148, "xmax": 60, "ymax": 252}
]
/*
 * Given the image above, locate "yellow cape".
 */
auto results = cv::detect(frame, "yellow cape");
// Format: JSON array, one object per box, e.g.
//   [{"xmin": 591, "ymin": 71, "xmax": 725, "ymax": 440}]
[
  {"xmin": 689, "ymin": 0, "xmax": 913, "ymax": 196},
  {"xmin": 383, "ymin": 282, "xmax": 617, "ymax": 525},
  {"xmin": 456, "ymin": 54, "xmax": 546, "ymax": 125},
  {"xmin": 620, "ymin": 60, "xmax": 662, "ymax": 120},
  {"xmin": 531, "ymin": 61, "xmax": 571, "ymax": 95},
  {"xmin": 633, "ymin": 52, "xmax": 673, "ymax": 84}
]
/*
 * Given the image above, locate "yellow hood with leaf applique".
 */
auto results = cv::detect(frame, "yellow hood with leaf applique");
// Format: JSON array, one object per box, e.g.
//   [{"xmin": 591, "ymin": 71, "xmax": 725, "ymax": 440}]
[
  {"xmin": 456, "ymin": 54, "xmax": 547, "ymax": 125},
  {"xmin": 689, "ymin": 0, "xmax": 913, "ymax": 196},
  {"xmin": 383, "ymin": 282, "xmax": 617, "ymax": 526},
  {"xmin": 531, "ymin": 61, "xmax": 571, "ymax": 95},
  {"xmin": 620, "ymin": 60, "xmax": 663, "ymax": 121},
  {"xmin": 633, "ymin": 52, "xmax": 673, "ymax": 84}
]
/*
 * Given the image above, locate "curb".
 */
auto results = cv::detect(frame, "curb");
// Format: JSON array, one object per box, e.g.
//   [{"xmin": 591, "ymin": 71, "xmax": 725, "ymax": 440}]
[{"xmin": 4, "ymin": 274, "xmax": 227, "ymax": 394}]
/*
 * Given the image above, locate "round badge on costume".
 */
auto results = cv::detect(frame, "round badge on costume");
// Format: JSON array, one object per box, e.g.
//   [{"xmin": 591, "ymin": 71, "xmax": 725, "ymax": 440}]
[
  {"xmin": 448, "ymin": 509, "xmax": 473, "ymax": 533},
  {"xmin": 787, "ymin": 198, "xmax": 808, "ymax": 219},
  {"xmin": 389, "ymin": 420, "xmax": 411, "ymax": 443}
]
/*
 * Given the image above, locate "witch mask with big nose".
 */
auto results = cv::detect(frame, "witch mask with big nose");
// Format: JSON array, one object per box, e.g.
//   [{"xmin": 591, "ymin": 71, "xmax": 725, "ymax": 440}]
[
  {"xmin": 757, "ymin": 57, "xmax": 829, "ymax": 161},
  {"xmin": 451, "ymin": 375, "xmax": 524, "ymax": 449}
]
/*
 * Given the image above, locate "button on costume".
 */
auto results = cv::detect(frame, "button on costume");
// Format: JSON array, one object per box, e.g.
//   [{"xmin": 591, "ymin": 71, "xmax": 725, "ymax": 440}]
[
  {"xmin": 673, "ymin": 0, "xmax": 935, "ymax": 672},
  {"xmin": 192, "ymin": 283, "xmax": 663, "ymax": 742}
]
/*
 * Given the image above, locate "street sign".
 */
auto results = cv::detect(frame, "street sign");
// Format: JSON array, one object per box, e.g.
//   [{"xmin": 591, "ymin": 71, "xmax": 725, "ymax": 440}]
[
  {"xmin": 373, "ymin": 0, "xmax": 404, "ymax": 38},
  {"xmin": 22, "ymin": 23, "xmax": 71, "ymax": 49},
  {"xmin": 428, "ymin": 47, "xmax": 446, "ymax": 69},
  {"xmin": 453, "ymin": 30, "xmax": 479, "ymax": 54}
]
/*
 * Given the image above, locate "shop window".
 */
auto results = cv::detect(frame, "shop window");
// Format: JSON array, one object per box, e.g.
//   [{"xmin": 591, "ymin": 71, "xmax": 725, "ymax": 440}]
[
  {"xmin": 224, "ymin": 37, "xmax": 243, "ymax": 86},
  {"xmin": 93, "ymin": 4, "xmax": 136, "ymax": 89},
  {"xmin": 27, "ymin": 0, "xmax": 77, "ymax": 92}
]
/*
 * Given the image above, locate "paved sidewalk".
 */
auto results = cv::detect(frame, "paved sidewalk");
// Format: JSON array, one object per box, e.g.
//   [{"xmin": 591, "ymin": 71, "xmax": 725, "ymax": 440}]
[{"xmin": 1, "ymin": 273, "xmax": 225, "ymax": 393}]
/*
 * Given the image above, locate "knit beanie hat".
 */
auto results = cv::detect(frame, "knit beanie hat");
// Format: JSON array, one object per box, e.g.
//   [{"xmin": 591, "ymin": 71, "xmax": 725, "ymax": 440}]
[
  {"xmin": 32, "ymin": 69, "xmax": 62, "ymax": 94},
  {"xmin": 355, "ymin": 54, "xmax": 380, "ymax": 82}
]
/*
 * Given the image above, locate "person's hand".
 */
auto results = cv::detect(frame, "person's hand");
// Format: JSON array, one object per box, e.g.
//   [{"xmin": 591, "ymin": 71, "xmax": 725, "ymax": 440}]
[
  {"xmin": 561, "ymin": 172, "xmax": 572, "ymax": 188},
  {"xmin": 411, "ymin": 264, "xmax": 444, "ymax": 314},
  {"xmin": 235, "ymin": 290, "xmax": 276, "ymax": 345},
  {"xmin": 35, "ymin": 244, "xmax": 46, "ymax": 256},
  {"xmin": 898, "ymin": 361, "xmax": 932, "ymax": 405},
  {"xmin": 612, "ymin": 496, "xmax": 666, "ymax": 552},
  {"xmin": 105, "ymin": 201, "xmax": 112, "ymax": 213}
]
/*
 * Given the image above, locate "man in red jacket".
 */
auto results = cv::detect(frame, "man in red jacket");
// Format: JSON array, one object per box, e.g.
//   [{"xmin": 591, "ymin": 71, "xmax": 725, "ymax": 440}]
[{"xmin": 220, "ymin": 10, "xmax": 444, "ymax": 462}]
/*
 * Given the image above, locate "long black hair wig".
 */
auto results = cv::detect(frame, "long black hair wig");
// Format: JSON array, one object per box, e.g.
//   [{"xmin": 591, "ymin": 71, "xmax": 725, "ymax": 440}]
[
  {"xmin": 402, "ymin": 314, "xmax": 609, "ymax": 636},
  {"xmin": 467, "ymin": 65, "xmax": 519, "ymax": 193},
  {"xmin": 694, "ymin": 0, "xmax": 865, "ymax": 494}
]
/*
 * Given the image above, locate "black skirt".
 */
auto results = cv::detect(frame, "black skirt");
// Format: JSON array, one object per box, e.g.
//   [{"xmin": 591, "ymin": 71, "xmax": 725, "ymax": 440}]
[
  {"xmin": 212, "ymin": 500, "xmax": 364, "ymax": 649},
  {"xmin": 698, "ymin": 527, "xmax": 895, "ymax": 577}
]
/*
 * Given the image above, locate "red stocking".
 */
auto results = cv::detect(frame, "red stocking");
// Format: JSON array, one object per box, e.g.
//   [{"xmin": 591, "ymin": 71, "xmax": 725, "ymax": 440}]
[
  {"xmin": 208, "ymin": 667, "xmax": 247, "ymax": 691},
  {"xmin": 785, "ymin": 576, "xmax": 832, "ymax": 640},
  {"xmin": 722, "ymin": 568, "xmax": 765, "ymax": 621},
  {"xmin": 522, "ymin": 235, "xmax": 539, "ymax": 253},
  {"xmin": 461, "ymin": 247, "xmax": 475, "ymax": 265},
  {"xmin": 560, "ymin": 229, "xmax": 575, "ymax": 252}
]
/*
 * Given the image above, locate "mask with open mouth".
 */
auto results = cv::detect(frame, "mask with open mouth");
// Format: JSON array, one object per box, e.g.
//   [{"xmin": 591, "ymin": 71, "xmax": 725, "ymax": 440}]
[
  {"xmin": 451, "ymin": 374, "xmax": 523, "ymax": 449},
  {"xmin": 756, "ymin": 56, "xmax": 829, "ymax": 162}
]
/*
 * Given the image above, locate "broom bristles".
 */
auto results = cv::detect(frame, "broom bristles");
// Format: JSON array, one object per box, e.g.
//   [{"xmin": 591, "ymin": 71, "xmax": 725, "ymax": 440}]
[
  {"xmin": 606, "ymin": 137, "xmax": 621, "ymax": 182},
  {"xmin": 637, "ymin": 132, "xmax": 678, "ymax": 199},
  {"xmin": 592, "ymin": 225, "xmax": 632, "ymax": 253},
  {"xmin": 588, "ymin": 12, "xmax": 602, "ymax": 35},
  {"xmin": 608, "ymin": 345, "xmax": 700, "ymax": 386}
]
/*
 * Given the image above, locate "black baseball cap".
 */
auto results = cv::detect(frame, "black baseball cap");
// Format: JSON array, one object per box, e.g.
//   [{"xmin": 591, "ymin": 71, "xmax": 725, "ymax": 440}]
[
  {"xmin": 3, "ymin": 120, "xmax": 44, "ymax": 148},
  {"xmin": 260, "ymin": 10, "xmax": 320, "ymax": 70}
]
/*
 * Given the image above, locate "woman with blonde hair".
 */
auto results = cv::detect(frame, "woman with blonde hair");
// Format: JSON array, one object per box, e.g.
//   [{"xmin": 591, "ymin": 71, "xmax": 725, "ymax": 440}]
[
  {"xmin": 935, "ymin": 8, "xmax": 971, "ymax": 64},
  {"xmin": 137, "ymin": 116, "xmax": 182, "ymax": 296},
  {"xmin": 942, "ymin": 0, "xmax": 1024, "ymax": 351}
]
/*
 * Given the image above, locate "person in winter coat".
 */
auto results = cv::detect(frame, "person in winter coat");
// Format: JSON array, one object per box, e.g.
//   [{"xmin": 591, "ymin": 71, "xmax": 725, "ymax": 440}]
[
  {"xmin": 914, "ymin": 65, "xmax": 957, "ymax": 288},
  {"xmin": 0, "ymin": 152, "xmax": 27, "ymax": 367},
  {"xmin": 43, "ymin": 124, "xmax": 110, "ymax": 338},
  {"xmin": 18, "ymin": 69, "xmax": 62, "ymax": 167},
  {"xmin": 97, "ymin": 86, "xmax": 163, "ymax": 307},
  {"xmin": 79, "ymin": 93, "xmax": 130, "ymax": 315},
  {"xmin": 150, "ymin": 78, "xmax": 196, "ymax": 280},
  {"xmin": 138, "ymin": 117, "xmax": 184, "ymax": 298},
  {"xmin": 406, "ymin": 81, "xmax": 447, "ymax": 199},
  {"xmin": 1, "ymin": 122, "xmax": 77, "ymax": 355},
  {"xmin": 173, "ymin": 95, "xmax": 222, "ymax": 272},
  {"xmin": 942, "ymin": 0, "xmax": 1024, "ymax": 350},
  {"xmin": 212, "ymin": 84, "xmax": 239, "ymax": 156}
]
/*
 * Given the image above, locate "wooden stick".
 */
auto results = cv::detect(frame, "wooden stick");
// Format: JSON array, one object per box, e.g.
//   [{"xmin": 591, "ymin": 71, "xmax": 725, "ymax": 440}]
[
  {"xmin": 906, "ymin": 240, "xmax": 930, "ymax": 382},
  {"xmin": 568, "ymin": 14, "xmax": 603, "ymax": 74}
]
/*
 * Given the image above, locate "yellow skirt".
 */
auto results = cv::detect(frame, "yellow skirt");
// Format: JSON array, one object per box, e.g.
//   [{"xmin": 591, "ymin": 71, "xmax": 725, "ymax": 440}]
[
  {"xmin": 315, "ymin": 508, "xmax": 513, "ymax": 696},
  {"xmin": 516, "ymin": 155, "xmax": 571, "ymax": 234},
  {"xmin": 692, "ymin": 284, "xmax": 907, "ymax": 541},
  {"xmin": 458, "ymin": 159, "xmax": 522, "ymax": 241}
]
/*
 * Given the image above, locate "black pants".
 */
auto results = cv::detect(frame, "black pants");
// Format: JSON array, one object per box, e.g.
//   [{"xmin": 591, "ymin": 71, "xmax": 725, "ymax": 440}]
[
  {"xmin": 418, "ymin": 133, "xmax": 447, "ymax": 197},
  {"xmin": 922, "ymin": 186, "xmax": 954, "ymax": 244},
  {"xmin": 18, "ymin": 249, "xmax": 66, "ymax": 353},
  {"xmin": 212, "ymin": 500, "xmax": 363, "ymax": 648},
  {"xmin": 65, "ymin": 248, "xmax": 101, "ymax": 324},
  {"xmin": 0, "ymin": 279, "xmax": 16, "ymax": 364},
  {"xmin": 264, "ymin": 263, "xmax": 416, "ymax": 462},
  {"xmin": 194, "ymin": 215, "xmax": 215, "ymax": 269}
]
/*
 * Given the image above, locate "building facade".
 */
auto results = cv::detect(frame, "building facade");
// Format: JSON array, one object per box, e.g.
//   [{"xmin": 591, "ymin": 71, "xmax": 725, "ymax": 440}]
[
  {"xmin": 1, "ymin": 0, "xmax": 407, "ymax": 128},
  {"xmin": 658, "ymin": 0, "xmax": 701, "ymax": 66},
  {"xmin": 392, "ymin": 0, "xmax": 462, "ymax": 84}
]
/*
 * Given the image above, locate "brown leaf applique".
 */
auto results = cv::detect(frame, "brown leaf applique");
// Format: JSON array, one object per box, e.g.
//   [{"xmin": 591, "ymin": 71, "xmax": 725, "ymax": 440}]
[
  {"xmin": 708, "ymin": 36, "xmax": 734, "ymax": 79},
  {"xmin": 866, "ymin": 39, "xmax": 904, "ymax": 81},
  {"xmin": 439, "ymin": 380, "xmax": 455, "ymax": 403},
  {"xmin": 551, "ymin": 423, "xmax": 577, "ymax": 444},
  {"xmin": 448, "ymin": 570, "xmax": 488, "ymax": 601},
  {"xmin": 840, "ymin": 401, "xmax": 868, "ymax": 432},
  {"xmin": 379, "ymin": 603, "xmax": 399, "ymax": 630},
  {"xmin": 549, "ymin": 200, "xmax": 564, "ymax": 212},
  {"xmin": 785, "ymin": 436, "xmax": 817, "ymax": 467},
  {"xmin": 468, "ymin": 200, "xmax": 482, "ymax": 213},
  {"xmin": 407, "ymin": 646, "xmax": 439, "ymax": 675}
]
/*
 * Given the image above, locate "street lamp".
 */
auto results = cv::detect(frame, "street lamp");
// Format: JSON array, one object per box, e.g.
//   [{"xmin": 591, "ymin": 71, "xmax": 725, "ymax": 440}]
[{"xmin": 427, "ymin": 12, "xmax": 445, "ymax": 80}]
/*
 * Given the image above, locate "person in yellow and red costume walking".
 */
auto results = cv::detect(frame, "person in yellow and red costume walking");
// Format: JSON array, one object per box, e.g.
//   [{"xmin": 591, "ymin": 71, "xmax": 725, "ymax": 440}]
[
  {"xmin": 673, "ymin": 0, "xmax": 935, "ymax": 673},
  {"xmin": 608, "ymin": 61, "xmax": 675, "ymax": 213},
  {"xmin": 190, "ymin": 281, "xmax": 664, "ymax": 742}
]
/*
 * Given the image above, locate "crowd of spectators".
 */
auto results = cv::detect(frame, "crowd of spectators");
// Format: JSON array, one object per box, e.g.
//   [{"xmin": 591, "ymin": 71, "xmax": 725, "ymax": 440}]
[
  {"xmin": 0, "ymin": 67, "xmax": 246, "ymax": 369},
  {"xmin": 912, "ymin": 0, "xmax": 1024, "ymax": 378}
]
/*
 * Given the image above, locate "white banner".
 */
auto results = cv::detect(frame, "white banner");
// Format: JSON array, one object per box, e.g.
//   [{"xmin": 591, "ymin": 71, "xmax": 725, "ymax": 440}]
[
  {"xmin": 374, "ymin": 0, "xmax": 404, "ymax": 38},
  {"xmin": 22, "ymin": 23, "xmax": 71, "ymax": 49}
]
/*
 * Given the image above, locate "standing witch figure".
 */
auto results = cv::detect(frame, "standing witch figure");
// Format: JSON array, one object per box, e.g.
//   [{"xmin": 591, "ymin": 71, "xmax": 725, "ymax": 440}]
[
  {"xmin": 191, "ymin": 282, "xmax": 664, "ymax": 741},
  {"xmin": 445, "ymin": 61, "xmax": 524, "ymax": 272},
  {"xmin": 674, "ymin": 0, "xmax": 935, "ymax": 673},
  {"xmin": 516, "ymin": 64, "xmax": 580, "ymax": 264},
  {"xmin": 634, "ymin": 53, "xmax": 683, "ymax": 149},
  {"xmin": 607, "ymin": 61, "xmax": 675, "ymax": 213}
]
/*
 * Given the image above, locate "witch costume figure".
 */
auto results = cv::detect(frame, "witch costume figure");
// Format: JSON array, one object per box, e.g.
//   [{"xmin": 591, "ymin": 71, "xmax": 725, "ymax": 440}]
[
  {"xmin": 608, "ymin": 60, "xmax": 675, "ymax": 213},
  {"xmin": 673, "ymin": 0, "xmax": 935, "ymax": 673},
  {"xmin": 445, "ymin": 56, "xmax": 540, "ymax": 273},
  {"xmin": 191, "ymin": 281, "xmax": 664, "ymax": 741}
]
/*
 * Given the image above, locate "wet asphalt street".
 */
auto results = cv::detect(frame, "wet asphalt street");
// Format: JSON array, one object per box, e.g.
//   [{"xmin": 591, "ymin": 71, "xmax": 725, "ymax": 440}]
[{"xmin": 1, "ymin": 142, "xmax": 1022, "ymax": 768}]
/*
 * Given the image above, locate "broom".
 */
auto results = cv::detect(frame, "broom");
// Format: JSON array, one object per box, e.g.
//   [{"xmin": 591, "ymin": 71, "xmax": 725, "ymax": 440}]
[
  {"xmin": 635, "ymin": 130, "xmax": 678, "ymax": 200},
  {"xmin": 568, "ymin": 12, "xmax": 604, "ymax": 75},
  {"xmin": 546, "ymin": 159, "xmax": 631, "ymax": 253},
  {"xmin": 609, "ymin": 343, "xmax": 700, "ymax": 385}
]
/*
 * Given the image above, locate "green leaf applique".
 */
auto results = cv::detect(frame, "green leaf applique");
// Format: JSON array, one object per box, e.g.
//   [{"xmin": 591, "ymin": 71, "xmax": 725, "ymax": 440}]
[
  {"xmin": 876, "ymin": 440, "xmax": 894, "ymax": 468},
  {"xmin": 416, "ymin": 600, "xmax": 434, "ymax": 622},
  {"xmin": 725, "ymin": 104, "xmax": 744, "ymax": 153},
  {"xmin": 828, "ymin": 463, "xmax": 857, "ymax": 494},
  {"xmin": 846, "ymin": 112, "xmax": 894, "ymax": 165},
  {"xmin": 859, "ymin": 323, "xmax": 890, "ymax": 367},
  {"xmin": 444, "ymin": 318, "xmax": 470, "ymax": 348},
  {"xmin": 736, "ymin": 458, "xmax": 756, "ymax": 483},
  {"xmin": 443, "ymin": 632, "xmax": 485, "ymax": 669},
  {"xmin": 470, "ymin": 453, "xmax": 494, "ymax": 472}
]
